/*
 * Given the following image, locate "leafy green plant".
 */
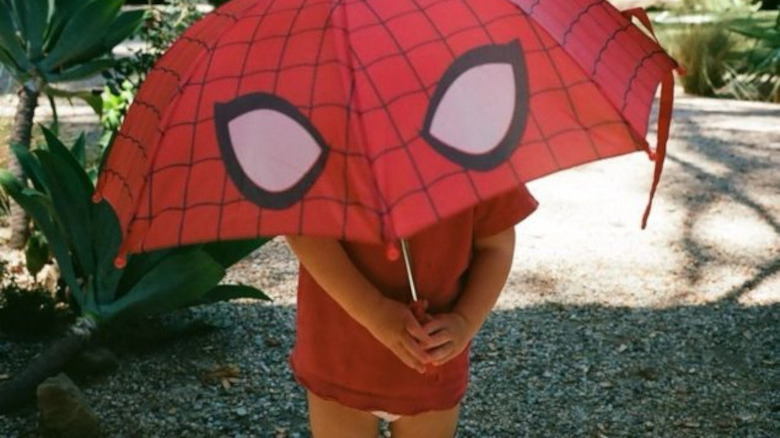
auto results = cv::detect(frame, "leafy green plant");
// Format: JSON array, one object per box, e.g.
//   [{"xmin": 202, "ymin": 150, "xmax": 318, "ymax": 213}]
[
  {"xmin": 723, "ymin": 12, "xmax": 780, "ymax": 100},
  {"xmin": 100, "ymin": 0, "xmax": 204, "ymax": 150},
  {"xmin": 654, "ymin": 1, "xmax": 779, "ymax": 100},
  {"xmin": 0, "ymin": 0, "xmax": 145, "ymax": 248},
  {"xmin": 0, "ymin": 127, "xmax": 271, "ymax": 412},
  {"xmin": 674, "ymin": 25, "xmax": 739, "ymax": 95}
]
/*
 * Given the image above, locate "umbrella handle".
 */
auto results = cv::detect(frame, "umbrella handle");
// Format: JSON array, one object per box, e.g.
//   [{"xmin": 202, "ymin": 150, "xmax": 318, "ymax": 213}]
[
  {"xmin": 409, "ymin": 299, "xmax": 430, "ymax": 324},
  {"xmin": 400, "ymin": 239, "xmax": 419, "ymax": 302}
]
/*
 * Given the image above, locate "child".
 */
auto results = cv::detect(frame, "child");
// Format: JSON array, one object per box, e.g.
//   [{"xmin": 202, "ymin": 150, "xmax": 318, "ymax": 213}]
[{"xmin": 286, "ymin": 185, "xmax": 537, "ymax": 437}]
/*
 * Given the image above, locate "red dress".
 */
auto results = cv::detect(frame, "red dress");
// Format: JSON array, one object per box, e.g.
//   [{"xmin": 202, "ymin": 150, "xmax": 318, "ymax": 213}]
[{"xmin": 290, "ymin": 186, "xmax": 538, "ymax": 415}]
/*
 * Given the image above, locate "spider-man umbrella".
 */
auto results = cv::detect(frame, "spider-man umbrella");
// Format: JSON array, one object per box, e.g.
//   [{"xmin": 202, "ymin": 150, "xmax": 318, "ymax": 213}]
[{"xmin": 95, "ymin": 0, "xmax": 680, "ymax": 268}]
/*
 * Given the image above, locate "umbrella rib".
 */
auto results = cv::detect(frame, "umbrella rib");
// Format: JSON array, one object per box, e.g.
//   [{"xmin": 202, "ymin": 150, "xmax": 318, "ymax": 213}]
[
  {"xmin": 358, "ymin": 1, "xmax": 443, "ymax": 223},
  {"xmin": 329, "ymin": 2, "xmax": 395, "ymax": 240},
  {"xmin": 524, "ymin": 14, "xmax": 603, "ymax": 160}
]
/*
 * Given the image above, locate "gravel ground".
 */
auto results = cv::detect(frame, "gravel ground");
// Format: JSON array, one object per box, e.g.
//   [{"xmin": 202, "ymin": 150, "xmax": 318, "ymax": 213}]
[{"xmin": 0, "ymin": 90, "xmax": 778, "ymax": 437}]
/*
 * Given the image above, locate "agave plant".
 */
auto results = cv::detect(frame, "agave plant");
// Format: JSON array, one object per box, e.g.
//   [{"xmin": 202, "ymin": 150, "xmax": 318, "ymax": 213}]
[
  {"xmin": 0, "ymin": 128, "xmax": 271, "ymax": 413},
  {"xmin": 0, "ymin": 0, "xmax": 145, "ymax": 248}
]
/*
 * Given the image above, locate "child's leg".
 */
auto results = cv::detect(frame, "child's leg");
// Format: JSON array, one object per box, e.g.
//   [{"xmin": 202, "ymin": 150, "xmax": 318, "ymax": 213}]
[
  {"xmin": 390, "ymin": 404, "xmax": 460, "ymax": 438},
  {"xmin": 307, "ymin": 391, "xmax": 380, "ymax": 438}
]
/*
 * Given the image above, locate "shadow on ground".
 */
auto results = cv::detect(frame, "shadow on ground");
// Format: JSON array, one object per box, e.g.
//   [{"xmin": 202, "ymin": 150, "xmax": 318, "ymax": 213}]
[
  {"xmin": 664, "ymin": 99, "xmax": 779, "ymax": 302},
  {"xmin": 2, "ymin": 296, "xmax": 777, "ymax": 437},
  {"xmin": 467, "ymin": 300, "xmax": 779, "ymax": 437}
]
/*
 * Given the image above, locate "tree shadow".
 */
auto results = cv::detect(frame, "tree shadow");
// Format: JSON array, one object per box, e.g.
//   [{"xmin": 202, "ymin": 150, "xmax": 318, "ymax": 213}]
[
  {"xmin": 651, "ymin": 96, "xmax": 779, "ymax": 303},
  {"xmin": 3, "ymin": 296, "xmax": 777, "ymax": 437},
  {"xmin": 466, "ymin": 300, "xmax": 778, "ymax": 437}
]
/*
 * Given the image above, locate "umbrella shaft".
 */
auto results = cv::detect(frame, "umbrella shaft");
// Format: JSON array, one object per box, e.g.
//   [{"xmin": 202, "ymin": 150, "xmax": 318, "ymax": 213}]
[{"xmin": 400, "ymin": 239, "xmax": 419, "ymax": 302}]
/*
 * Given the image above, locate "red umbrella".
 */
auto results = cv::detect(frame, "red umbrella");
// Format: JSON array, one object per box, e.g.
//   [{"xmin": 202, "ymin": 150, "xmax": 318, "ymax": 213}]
[{"xmin": 95, "ymin": 0, "xmax": 680, "ymax": 268}]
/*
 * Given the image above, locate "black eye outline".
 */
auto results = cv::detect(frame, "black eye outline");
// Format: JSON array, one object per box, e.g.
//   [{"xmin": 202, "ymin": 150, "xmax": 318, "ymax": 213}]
[
  {"xmin": 421, "ymin": 40, "xmax": 529, "ymax": 171},
  {"xmin": 214, "ymin": 93, "xmax": 329, "ymax": 210}
]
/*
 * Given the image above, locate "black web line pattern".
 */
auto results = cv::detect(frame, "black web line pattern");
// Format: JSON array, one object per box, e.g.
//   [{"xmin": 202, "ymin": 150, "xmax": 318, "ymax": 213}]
[
  {"xmin": 296, "ymin": 1, "xmax": 343, "ymax": 236},
  {"xmin": 361, "ymin": 0, "xmax": 467, "ymax": 223},
  {"xmin": 169, "ymin": 29, "xmax": 220, "ymax": 251},
  {"xmin": 525, "ymin": 12, "xmax": 605, "ymax": 161},
  {"xmin": 98, "ymin": 0, "xmax": 676, "ymax": 249},
  {"xmin": 100, "ymin": 4, "xmax": 251, "ymax": 254},
  {"xmin": 522, "ymin": 0, "xmax": 667, "ymax": 106},
  {"xmin": 224, "ymin": 1, "xmax": 277, "ymax": 242},
  {"xmin": 412, "ymin": 0, "xmax": 485, "ymax": 206},
  {"xmin": 458, "ymin": 1, "xmax": 527, "ymax": 190}
]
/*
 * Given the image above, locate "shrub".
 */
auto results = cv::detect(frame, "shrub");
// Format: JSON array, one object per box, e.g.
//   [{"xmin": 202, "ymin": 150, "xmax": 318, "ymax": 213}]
[
  {"xmin": 0, "ymin": 282, "xmax": 71, "ymax": 337},
  {"xmin": 674, "ymin": 25, "xmax": 739, "ymax": 95}
]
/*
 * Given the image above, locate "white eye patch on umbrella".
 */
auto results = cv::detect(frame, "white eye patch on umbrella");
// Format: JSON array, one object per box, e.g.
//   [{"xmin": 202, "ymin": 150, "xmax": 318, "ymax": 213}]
[
  {"xmin": 214, "ymin": 93, "xmax": 329, "ymax": 209},
  {"xmin": 422, "ymin": 40, "xmax": 529, "ymax": 171}
]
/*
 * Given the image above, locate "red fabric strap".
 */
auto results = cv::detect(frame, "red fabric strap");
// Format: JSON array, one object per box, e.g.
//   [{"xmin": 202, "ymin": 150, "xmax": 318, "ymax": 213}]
[
  {"xmin": 621, "ymin": 7, "xmax": 678, "ymax": 228},
  {"xmin": 641, "ymin": 72, "xmax": 675, "ymax": 229},
  {"xmin": 621, "ymin": 8, "xmax": 658, "ymax": 41}
]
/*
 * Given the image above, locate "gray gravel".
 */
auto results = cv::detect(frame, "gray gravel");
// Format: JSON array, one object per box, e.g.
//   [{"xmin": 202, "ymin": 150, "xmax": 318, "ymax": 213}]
[{"xmin": 1, "ymin": 91, "xmax": 778, "ymax": 437}]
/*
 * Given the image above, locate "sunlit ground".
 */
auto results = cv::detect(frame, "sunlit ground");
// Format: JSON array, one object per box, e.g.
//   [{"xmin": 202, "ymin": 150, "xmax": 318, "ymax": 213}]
[{"xmin": 505, "ymin": 93, "xmax": 779, "ymax": 309}]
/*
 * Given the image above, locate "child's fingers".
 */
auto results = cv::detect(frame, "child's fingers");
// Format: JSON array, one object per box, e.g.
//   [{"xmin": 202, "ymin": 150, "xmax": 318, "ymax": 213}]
[
  {"xmin": 402, "ymin": 331, "xmax": 433, "ymax": 362},
  {"xmin": 427, "ymin": 342, "xmax": 455, "ymax": 365},
  {"xmin": 398, "ymin": 337, "xmax": 430, "ymax": 373},
  {"xmin": 421, "ymin": 318, "xmax": 448, "ymax": 336},
  {"xmin": 404, "ymin": 317, "xmax": 434, "ymax": 344},
  {"xmin": 422, "ymin": 329, "xmax": 453, "ymax": 350}
]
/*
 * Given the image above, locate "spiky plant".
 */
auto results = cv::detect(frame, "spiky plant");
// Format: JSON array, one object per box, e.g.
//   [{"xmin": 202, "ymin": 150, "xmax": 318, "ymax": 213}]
[{"xmin": 0, "ymin": 0, "xmax": 144, "ymax": 248}]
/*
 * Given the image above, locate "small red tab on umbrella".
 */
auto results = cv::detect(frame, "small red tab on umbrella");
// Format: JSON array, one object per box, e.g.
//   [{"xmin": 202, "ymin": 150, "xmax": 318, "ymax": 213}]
[{"xmin": 385, "ymin": 242, "xmax": 400, "ymax": 261}]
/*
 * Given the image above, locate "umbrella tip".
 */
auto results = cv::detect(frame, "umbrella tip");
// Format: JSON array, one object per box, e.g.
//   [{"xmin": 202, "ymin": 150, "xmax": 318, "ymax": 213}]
[
  {"xmin": 114, "ymin": 254, "xmax": 127, "ymax": 269},
  {"xmin": 385, "ymin": 242, "xmax": 400, "ymax": 261}
]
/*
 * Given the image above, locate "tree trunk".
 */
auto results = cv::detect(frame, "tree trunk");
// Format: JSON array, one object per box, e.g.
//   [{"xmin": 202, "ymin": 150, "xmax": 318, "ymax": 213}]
[
  {"xmin": 7, "ymin": 84, "xmax": 39, "ymax": 249},
  {"xmin": 0, "ymin": 316, "xmax": 96, "ymax": 413}
]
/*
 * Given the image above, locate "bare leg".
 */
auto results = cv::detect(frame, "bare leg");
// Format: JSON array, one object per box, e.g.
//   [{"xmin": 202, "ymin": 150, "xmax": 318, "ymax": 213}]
[
  {"xmin": 307, "ymin": 391, "xmax": 380, "ymax": 438},
  {"xmin": 390, "ymin": 404, "xmax": 460, "ymax": 438}
]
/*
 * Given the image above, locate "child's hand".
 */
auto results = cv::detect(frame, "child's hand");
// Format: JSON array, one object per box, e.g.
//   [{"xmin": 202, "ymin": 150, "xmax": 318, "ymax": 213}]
[
  {"xmin": 365, "ymin": 297, "xmax": 435, "ymax": 373},
  {"xmin": 419, "ymin": 312, "xmax": 475, "ymax": 366}
]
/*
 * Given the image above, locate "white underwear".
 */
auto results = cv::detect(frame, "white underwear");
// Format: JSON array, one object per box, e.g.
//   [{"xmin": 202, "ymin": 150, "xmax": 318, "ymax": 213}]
[{"xmin": 372, "ymin": 410, "xmax": 402, "ymax": 422}]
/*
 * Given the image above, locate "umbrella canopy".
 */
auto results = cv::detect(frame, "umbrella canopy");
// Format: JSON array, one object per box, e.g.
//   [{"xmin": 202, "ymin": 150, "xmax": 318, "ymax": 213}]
[{"xmin": 95, "ymin": 0, "xmax": 679, "ymax": 266}]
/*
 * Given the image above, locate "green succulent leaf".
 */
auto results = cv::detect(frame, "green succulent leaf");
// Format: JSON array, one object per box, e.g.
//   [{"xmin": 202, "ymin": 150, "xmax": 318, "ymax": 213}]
[
  {"xmin": 729, "ymin": 25, "xmax": 780, "ymax": 46},
  {"xmin": 0, "ymin": 48, "xmax": 22, "ymax": 77},
  {"xmin": 201, "ymin": 284, "xmax": 271, "ymax": 304},
  {"xmin": 100, "ymin": 9, "xmax": 146, "ymax": 57},
  {"xmin": 25, "ymin": 230, "xmax": 49, "ymax": 277},
  {"xmin": 10, "ymin": 0, "xmax": 30, "ymax": 41},
  {"xmin": 44, "ymin": 0, "xmax": 84, "ymax": 50},
  {"xmin": 0, "ymin": 3, "xmax": 31, "ymax": 73},
  {"xmin": 91, "ymin": 199, "xmax": 123, "ymax": 306},
  {"xmin": 13, "ymin": 0, "xmax": 49, "ymax": 61},
  {"xmin": 39, "ymin": 125, "xmax": 93, "ymax": 193},
  {"xmin": 34, "ymin": 145, "xmax": 95, "ymax": 277},
  {"xmin": 71, "ymin": 133, "xmax": 86, "ymax": 167},
  {"xmin": 39, "ymin": 0, "xmax": 123, "ymax": 72},
  {"xmin": 10, "ymin": 142, "xmax": 47, "ymax": 192},
  {"xmin": 58, "ymin": 9, "xmax": 144, "ymax": 69},
  {"xmin": 0, "ymin": 170, "xmax": 83, "ymax": 305},
  {"xmin": 45, "ymin": 58, "xmax": 116, "ymax": 84},
  {"xmin": 113, "ymin": 247, "xmax": 181, "ymax": 300},
  {"xmin": 101, "ymin": 250, "xmax": 226, "ymax": 322},
  {"xmin": 201, "ymin": 238, "xmax": 272, "ymax": 269}
]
